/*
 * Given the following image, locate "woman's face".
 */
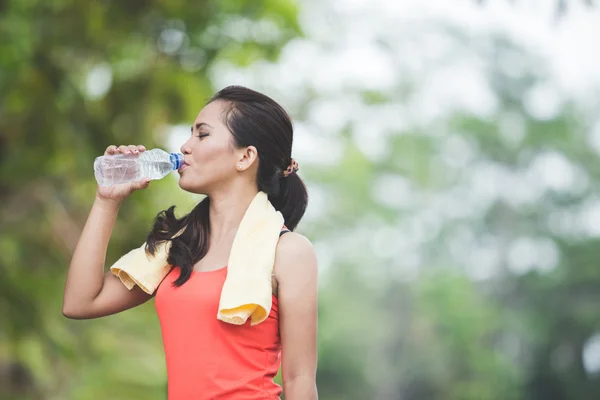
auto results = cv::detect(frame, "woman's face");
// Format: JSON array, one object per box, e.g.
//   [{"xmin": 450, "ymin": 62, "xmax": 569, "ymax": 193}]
[{"xmin": 178, "ymin": 101, "xmax": 240, "ymax": 194}]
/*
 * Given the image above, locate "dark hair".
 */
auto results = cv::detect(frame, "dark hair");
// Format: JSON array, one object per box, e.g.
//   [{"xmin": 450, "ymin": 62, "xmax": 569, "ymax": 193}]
[{"xmin": 145, "ymin": 86, "xmax": 308, "ymax": 286}]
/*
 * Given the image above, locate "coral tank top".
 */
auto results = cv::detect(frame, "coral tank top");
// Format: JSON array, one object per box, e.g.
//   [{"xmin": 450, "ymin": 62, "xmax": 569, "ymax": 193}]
[{"xmin": 155, "ymin": 266, "xmax": 282, "ymax": 399}]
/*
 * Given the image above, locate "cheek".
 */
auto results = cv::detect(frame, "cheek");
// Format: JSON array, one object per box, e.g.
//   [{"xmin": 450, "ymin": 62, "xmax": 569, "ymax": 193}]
[
  {"xmin": 190, "ymin": 141, "xmax": 235, "ymax": 176},
  {"xmin": 193, "ymin": 144, "xmax": 223, "ymax": 165}
]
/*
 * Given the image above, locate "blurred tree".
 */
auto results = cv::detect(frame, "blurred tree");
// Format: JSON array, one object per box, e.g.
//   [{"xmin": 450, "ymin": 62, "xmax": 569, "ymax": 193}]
[
  {"xmin": 298, "ymin": 28, "xmax": 600, "ymax": 400},
  {"xmin": 0, "ymin": 1, "xmax": 300, "ymax": 398}
]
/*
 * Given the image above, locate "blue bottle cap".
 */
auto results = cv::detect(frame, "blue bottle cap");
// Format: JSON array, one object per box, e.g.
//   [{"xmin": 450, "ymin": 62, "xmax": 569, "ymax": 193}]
[{"xmin": 170, "ymin": 153, "xmax": 184, "ymax": 170}]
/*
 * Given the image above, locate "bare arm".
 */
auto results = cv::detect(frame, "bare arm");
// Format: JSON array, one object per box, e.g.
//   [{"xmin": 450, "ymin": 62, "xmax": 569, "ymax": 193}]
[
  {"xmin": 62, "ymin": 144, "xmax": 153, "ymax": 319},
  {"xmin": 275, "ymin": 232, "xmax": 319, "ymax": 400}
]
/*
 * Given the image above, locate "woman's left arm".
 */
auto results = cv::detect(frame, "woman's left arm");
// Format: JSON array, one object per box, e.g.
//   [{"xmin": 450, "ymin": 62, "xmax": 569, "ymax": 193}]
[{"xmin": 275, "ymin": 232, "xmax": 319, "ymax": 400}]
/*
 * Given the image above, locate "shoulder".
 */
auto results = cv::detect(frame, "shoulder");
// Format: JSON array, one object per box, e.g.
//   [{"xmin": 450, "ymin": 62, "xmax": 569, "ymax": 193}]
[{"xmin": 273, "ymin": 232, "xmax": 318, "ymax": 282}]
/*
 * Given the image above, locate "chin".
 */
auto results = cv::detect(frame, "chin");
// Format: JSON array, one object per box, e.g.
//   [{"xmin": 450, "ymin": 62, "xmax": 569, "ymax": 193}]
[{"xmin": 178, "ymin": 175, "xmax": 208, "ymax": 195}]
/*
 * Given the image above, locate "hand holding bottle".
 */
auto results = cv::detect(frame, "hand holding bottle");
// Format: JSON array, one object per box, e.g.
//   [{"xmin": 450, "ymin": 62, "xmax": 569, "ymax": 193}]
[{"xmin": 95, "ymin": 144, "xmax": 151, "ymax": 205}]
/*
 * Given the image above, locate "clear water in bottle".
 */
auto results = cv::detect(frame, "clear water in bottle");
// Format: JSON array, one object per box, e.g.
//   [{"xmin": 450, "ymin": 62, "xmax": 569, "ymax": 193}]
[{"xmin": 94, "ymin": 148, "xmax": 184, "ymax": 186}]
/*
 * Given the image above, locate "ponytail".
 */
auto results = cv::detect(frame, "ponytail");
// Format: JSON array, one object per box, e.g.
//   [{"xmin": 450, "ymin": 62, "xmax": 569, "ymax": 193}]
[
  {"xmin": 268, "ymin": 173, "xmax": 308, "ymax": 231},
  {"xmin": 145, "ymin": 197, "xmax": 211, "ymax": 287}
]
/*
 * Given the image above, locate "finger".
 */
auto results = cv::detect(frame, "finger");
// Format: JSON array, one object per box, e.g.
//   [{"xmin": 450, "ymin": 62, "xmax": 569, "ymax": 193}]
[
  {"xmin": 105, "ymin": 145, "xmax": 118, "ymax": 156},
  {"xmin": 127, "ymin": 144, "xmax": 139, "ymax": 154},
  {"xmin": 117, "ymin": 145, "xmax": 131, "ymax": 155},
  {"xmin": 137, "ymin": 145, "xmax": 146, "ymax": 153},
  {"xmin": 134, "ymin": 178, "xmax": 151, "ymax": 190}
]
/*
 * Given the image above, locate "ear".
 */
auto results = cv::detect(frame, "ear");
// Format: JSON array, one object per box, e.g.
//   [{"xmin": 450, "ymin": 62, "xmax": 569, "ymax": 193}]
[{"xmin": 236, "ymin": 145, "xmax": 258, "ymax": 172}]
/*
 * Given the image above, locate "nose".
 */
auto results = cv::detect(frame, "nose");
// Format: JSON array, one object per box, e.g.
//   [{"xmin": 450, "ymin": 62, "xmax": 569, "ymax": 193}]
[{"xmin": 180, "ymin": 140, "xmax": 192, "ymax": 155}]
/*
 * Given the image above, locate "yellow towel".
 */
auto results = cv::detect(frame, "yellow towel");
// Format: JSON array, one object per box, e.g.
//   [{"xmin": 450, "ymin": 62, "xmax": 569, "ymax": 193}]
[
  {"xmin": 109, "ymin": 191, "xmax": 284, "ymax": 325},
  {"xmin": 110, "ymin": 240, "xmax": 172, "ymax": 294},
  {"xmin": 217, "ymin": 191, "xmax": 284, "ymax": 325}
]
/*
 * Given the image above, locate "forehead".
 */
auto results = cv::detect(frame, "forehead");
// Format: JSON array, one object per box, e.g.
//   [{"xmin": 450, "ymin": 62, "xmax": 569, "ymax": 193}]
[{"xmin": 194, "ymin": 100, "xmax": 227, "ymax": 126}]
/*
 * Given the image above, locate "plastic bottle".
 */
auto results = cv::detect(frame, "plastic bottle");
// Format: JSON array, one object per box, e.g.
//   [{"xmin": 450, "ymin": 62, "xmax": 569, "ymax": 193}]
[{"xmin": 94, "ymin": 148, "xmax": 184, "ymax": 186}]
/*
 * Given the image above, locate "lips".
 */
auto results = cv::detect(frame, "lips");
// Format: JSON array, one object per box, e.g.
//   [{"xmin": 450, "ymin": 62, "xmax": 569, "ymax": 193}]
[{"xmin": 178, "ymin": 163, "xmax": 189, "ymax": 172}]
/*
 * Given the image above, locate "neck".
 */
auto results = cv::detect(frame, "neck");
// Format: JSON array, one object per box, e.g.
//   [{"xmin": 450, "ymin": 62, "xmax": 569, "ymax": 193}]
[{"xmin": 207, "ymin": 182, "xmax": 259, "ymax": 244}]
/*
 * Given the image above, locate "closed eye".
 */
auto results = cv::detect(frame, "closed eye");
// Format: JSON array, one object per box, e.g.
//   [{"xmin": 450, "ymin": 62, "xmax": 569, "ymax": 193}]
[{"xmin": 196, "ymin": 133, "xmax": 209, "ymax": 139}]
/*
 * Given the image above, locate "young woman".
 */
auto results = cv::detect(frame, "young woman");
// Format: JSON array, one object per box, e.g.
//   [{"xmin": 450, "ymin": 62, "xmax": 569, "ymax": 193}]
[{"xmin": 63, "ymin": 86, "xmax": 318, "ymax": 399}]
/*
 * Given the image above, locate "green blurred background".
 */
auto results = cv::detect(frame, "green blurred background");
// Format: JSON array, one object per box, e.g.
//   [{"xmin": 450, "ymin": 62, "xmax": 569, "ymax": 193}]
[{"xmin": 2, "ymin": 0, "xmax": 600, "ymax": 399}]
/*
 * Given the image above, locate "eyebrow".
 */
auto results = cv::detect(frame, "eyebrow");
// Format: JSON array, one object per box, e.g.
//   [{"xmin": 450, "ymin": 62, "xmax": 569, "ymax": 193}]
[{"xmin": 191, "ymin": 122, "xmax": 213, "ymax": 132}]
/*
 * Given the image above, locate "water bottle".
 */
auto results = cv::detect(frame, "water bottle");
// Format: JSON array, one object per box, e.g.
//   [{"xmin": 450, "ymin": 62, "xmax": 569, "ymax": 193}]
[{"xmin": 94, "ymin": 148, "xmax": 184, "ymax": 186}]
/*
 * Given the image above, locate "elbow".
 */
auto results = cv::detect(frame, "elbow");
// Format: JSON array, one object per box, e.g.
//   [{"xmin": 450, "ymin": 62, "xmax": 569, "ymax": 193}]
[
  {"xmin": 62, "ymin": 304, "xmax": 77, "ymax": 319},
  {"xmin": 62, "ymin": 302, "xmax": 86, "ymax": 320}
]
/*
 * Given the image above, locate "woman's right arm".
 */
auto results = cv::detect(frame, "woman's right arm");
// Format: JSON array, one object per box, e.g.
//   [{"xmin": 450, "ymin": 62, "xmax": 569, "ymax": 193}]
[{"xmin": 62, "ymin": 144, "xmax": 153, "ymax": 319}]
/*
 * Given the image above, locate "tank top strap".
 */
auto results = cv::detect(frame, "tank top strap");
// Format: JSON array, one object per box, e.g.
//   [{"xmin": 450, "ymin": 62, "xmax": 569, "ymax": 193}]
[{"xmin": 273, "ymin": 225, "xmax": 291, "ymax": 296}]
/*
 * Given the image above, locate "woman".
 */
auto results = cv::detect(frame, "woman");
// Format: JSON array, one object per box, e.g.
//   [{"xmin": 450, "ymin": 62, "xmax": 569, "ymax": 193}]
[{"xmin": 62, "ymin": 86, "xmax": 319, "ymax": 399}]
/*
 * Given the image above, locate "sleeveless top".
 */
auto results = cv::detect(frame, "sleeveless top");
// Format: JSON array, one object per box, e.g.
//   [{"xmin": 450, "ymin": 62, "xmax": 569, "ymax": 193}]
[{"xmin": 154, "ymin": 230, "xmax": 290, "ymax": 399}]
